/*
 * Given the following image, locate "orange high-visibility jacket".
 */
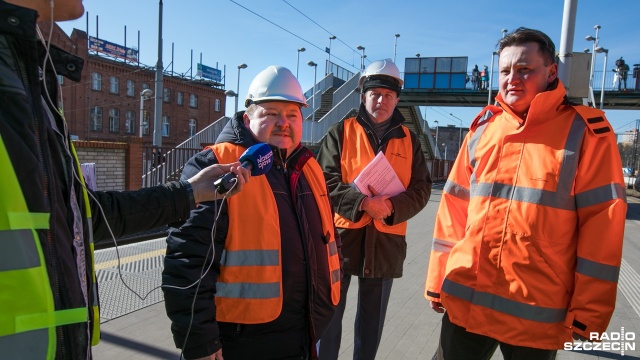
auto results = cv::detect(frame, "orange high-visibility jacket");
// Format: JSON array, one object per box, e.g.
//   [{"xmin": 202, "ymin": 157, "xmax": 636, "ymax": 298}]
[
  {"xmin": 210, "ymin": 143, "xmax": 341, "ymax": 324},
  {"xmin": 424, "ymin": 81, "xmax": 627, "ymax": 349},
  {"xmin": 333, "ymin": 117, "xmax": 413, "ymax": 235}
]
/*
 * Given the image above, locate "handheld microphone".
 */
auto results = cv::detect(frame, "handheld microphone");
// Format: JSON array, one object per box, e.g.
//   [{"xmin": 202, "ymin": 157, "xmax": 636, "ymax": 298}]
[{"xmin": 213, "ymin": 143, "xmax": 274, "ymax": 194}]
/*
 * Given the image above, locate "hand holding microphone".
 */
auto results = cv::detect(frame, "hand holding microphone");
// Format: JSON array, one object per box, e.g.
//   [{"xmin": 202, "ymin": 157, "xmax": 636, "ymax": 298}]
[{"xmin": 213, "ymin": 143, "xmax": 274, "ymax": 195}]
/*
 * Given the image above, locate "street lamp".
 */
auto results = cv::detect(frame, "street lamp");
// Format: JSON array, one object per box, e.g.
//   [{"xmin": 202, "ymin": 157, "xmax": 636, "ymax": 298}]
[
  {"xmin": 139, "ymin": 89, "xmax": 153, "ymax": 137},
  {"xmin": 357, "ymin": 45, "xmax": 365, "ymax": 70},
  {"xmin": 327, "ymin": 36, "xmax": 336, "ymax": 74},
  {"xmin": 235, "ymin": 63, "xmax": 247, "ymax": 113},
  {"xmin": 585, "ymin": 25, "xmax": 601, "ymax": 89},
  {"xmin": 450, "ymin": 113, "xmax": 464, "ymax": 151},
  {"xmin": 501, "ymin": 29, "xmax": 508, "ymax": 38},
  {"xmin": 308, "ymin": 61, "xmax": 318, "ymax": 143},
  {"xmin": 595, "ymin": 46, "xmax": 608, "ymax": 110},
  {"xmin": 393, "ymin": 34, "xmax": 400, "ymax": 63},
  {"xmin": 296, "ymin": 47, "xmax": 306, "ymax": 78},
  {"xmin": 224, "ymin": 90, "xmax": 237, "ymax": 116}
]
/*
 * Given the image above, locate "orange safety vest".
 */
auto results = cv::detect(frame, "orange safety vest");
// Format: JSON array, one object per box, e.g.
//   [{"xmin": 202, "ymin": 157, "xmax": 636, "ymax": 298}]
[
  {"xmin": 334, "ymin": 117, "xmax": 412, "ymax": 235},
  {"xmin": 424, "ymin": 82, "xmax": 627, "ymax": 349},
  {"xmin": 209, "ymin": 143, "xmax": 340, "ymax": 324}
]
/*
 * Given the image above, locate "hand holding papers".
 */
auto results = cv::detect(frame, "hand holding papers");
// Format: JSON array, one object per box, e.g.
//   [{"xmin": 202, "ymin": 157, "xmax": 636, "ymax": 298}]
[{"xmin": 353, "ymin": 152, "xmax": 406, "ymax": 197}]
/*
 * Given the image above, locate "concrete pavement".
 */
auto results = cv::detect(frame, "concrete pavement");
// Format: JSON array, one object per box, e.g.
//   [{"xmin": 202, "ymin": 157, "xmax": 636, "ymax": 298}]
[{"xmin": 91, "ymin": 188, "xmax": 640, "ymax": 359}]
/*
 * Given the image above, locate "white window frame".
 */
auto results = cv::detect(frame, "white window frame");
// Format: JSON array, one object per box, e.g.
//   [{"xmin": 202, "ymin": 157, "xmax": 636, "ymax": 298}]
[
  {"xmin": 109, "ymin": 108, "xmax": 120, "ymax": 133},
  {"xmin": 90, "ymin": 106, "xmax": 102, "ymax": 131},
  {"xmin": 91, "ymin": 72, "xmax": 102, "ymax": 91},
  {"xmin": 162, "ymin": 115, "xmax": 170, "ymax": 137}
]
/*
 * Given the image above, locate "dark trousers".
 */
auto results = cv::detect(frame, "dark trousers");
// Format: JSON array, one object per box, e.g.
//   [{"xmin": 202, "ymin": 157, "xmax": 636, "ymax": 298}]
[
  {"xmin": 435, "ymin": 312, "xmax": 557, "ymax": 360},
  {"xmin": 318, "ymin": 275, "xmax": 393, "ymax": 360}
]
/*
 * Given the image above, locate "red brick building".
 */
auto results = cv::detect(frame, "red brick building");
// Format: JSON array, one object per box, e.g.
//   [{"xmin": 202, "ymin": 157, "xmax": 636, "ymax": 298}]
[{"xmin": 44, "ymin": 23, "xmax": 227, "ymax": 148}]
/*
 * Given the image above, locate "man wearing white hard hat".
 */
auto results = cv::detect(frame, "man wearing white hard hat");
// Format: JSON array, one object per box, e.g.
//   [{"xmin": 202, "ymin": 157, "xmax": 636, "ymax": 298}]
[
  {"xmin": 317, "ymin": 59, "xmax": 432, "ymax": 360},
  {"xmin": 163, "ymin": 66, "xmax": 342, "ymax": 360}
]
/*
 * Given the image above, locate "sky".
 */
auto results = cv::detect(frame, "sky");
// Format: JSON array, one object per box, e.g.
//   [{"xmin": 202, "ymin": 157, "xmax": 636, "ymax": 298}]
[{"xmin": 58, "ymin": 0, "xmax": 640, "ymax": 136}]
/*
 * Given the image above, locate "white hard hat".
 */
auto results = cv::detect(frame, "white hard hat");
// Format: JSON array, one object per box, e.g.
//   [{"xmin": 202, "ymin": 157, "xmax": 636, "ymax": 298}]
[
  {"xmin": 245, "ymin": 66, "xmax": 308, "ymax": 108},
  {"xmin": 358, "ymin": 58, "xmax": 404, "ymax": 93}
]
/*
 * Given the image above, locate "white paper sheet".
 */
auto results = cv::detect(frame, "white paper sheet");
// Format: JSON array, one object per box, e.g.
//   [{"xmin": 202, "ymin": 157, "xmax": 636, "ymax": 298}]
[{"xmin": 353, "ymin": 152, "xmax": 406, "ymax": 197}]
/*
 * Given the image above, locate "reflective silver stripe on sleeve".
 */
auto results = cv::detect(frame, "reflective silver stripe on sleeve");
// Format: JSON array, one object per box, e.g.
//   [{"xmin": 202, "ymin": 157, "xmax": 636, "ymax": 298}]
[
  {"xmin": 331, "ymin": 268, "xmax": 341, "ymax": 284},
  {"xmin": 0, "ymin": 229, "xmax": 40, "ymax": 271},
  {"xmin": 576, "ymin": 183, "xmax": 627, "ymax": 209},
  {"xmin": 443, "ymin": 180, "xmax": 470, "ymax": 201},
  {"xmin": 432, "ymin": 238, "xmax": 456, "ymax": 253},
  {"xmin": 220, "ymin": 249, "xmax": 279, "ymax": 266},
  {"xmin": 328, "ymin": 241, "xmax": 338, "ymax": 256},
  {"xmin": 0, "ymin": 329, "xmax": 48, "ymax": 359},
  {"xmin": 215, "ymin": 282, "xmax": 280, "ymax": 299},
  {"xmin": 442, "ymin": 278, "xmax": 567, "ymax": 323},
  {"xmin": 576, "ymin": 257, "xmax": 620, "ymax": 283}
]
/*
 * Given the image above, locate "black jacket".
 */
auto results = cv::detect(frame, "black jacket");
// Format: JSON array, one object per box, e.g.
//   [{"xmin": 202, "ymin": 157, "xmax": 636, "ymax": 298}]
[
  {"xmin": 162, "ymin": 113, "xmax": 341, "ymax": 360},
  {"xmin": 0, "ymin": 2, "xmax": 196, "ymax": 358},
  {"xmin": 317, "ymin": 104, "xmax": 432, "ymax": 278}
]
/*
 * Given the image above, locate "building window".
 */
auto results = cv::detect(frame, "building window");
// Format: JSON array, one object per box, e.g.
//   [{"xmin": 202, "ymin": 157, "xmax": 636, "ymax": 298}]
[
  {"xmin": 125, "ymin": 110, "xmax": 135, "ymax": 134},
  {"xmin": 91, "ymin": 72, "xmax": 102, "ymax": 91},
  {"xmin": 110, "ymin": 77, "xmax": 119, "ymax": 94},
  {"xmin": 215, "ymin": 99, "xmax": 221, "ymax": 112},
  {"xmin": 126, "ymin": 80, "xmax": 135, "ymax": 97},
  {"xmin": 90, "ymin": 106, "xmax": 102, "ymax": 131},
  {"xmin": 189, "ymin": 94, "xmax": 198, "ymax": 108},
  {"xmin": 109, "ymin": 108, "xmax": 120, "ymax": 133},
  {"xmin": 163, "ymin": 88, "xmax": 171, "ymax": 103},
  {"xmin": 57, "ymin": 75, "xmax": 64, "ymax": 84},
  {"xmin": 189, "ymin": 118, "xmax": 197, "ymax": 137},
  {"xmin": 142, "ymin": 83, "xmax": 150, "ymax": 90},
  {"xmin": 162, "ymin": 115, "xmax": 170, "ymax": 137},
  {"xmin": 177, "ymin": 91, "xmax": 184, "ymax": 106},
  {"xmin": 143, "ymin": 112, "xmax": 150, "ymax": 135}
]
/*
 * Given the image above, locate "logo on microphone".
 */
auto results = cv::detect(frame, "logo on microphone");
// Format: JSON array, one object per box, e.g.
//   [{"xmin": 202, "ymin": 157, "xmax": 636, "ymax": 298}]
[{"xmin": 257, "ymin": 152, "xmax": 273, "ymax": 170}]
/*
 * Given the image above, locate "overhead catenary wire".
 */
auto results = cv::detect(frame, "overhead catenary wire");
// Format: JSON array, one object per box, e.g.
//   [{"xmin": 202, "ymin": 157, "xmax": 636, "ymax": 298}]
[
  {"xmin": 228, "ymin": 0, "xmax": 361, "ymax": 72},
  {"xmin": 280, "ymin": 0, "xmax": 362, "ymax": 56}
]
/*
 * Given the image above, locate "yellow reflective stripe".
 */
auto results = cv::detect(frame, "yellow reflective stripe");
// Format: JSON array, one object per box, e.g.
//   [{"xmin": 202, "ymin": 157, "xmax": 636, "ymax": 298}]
[
  {"xmin": 14, "ymin": 308, "xmax": 87, "ymax": 334},
  {"xmin": 91, "ymin": 305, "xmax": 100, "ymax": 346},
  {"xmin": 7, "ymin": 212, "xmax": 49, "ymax": 230}
]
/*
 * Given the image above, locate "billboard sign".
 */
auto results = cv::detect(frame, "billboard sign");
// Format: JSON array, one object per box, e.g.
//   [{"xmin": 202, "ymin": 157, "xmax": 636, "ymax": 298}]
[
  {"xmin": 197, "ymin": 63, "xmax": 222, "ymax": 82},
  {"xmin": 89, "ymin": 36, "xmax": 138, "ymax": 62}
]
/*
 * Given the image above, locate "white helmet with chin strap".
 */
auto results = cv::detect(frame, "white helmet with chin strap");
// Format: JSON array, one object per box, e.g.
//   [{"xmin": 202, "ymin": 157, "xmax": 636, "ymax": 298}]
[
  {"xmin": 245, "ymin": 66, "xmax": 308, "ymax": 108},
  {"xmin": 358, "ymin": 58, "xmax": 404, "ymax": 95}
]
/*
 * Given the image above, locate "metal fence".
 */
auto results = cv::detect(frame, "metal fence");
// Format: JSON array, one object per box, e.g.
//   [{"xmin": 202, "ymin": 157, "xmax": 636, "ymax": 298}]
[{"xmin": 141, "ymin": 146, "xmax": 201, "ymax": 187}]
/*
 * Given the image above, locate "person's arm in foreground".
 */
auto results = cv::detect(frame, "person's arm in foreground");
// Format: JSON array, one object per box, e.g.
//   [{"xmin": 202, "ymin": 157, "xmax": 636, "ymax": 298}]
[
  {"xmin": 566, "ymin": 117, "xmax": 627, "ymax": 339},
  {"xmin": 90, "ymin": 162, "xmax": 248, "ymax": 242},
  {"xmin": 424, "ymin": 135, "xmax": 472, "ymax": 312}
]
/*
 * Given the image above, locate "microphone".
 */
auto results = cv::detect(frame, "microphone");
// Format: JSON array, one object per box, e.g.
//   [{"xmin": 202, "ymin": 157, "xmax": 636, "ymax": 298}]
[{"xmin": 213, "ymin": 143, "xmax": 274, "ymax": 194}]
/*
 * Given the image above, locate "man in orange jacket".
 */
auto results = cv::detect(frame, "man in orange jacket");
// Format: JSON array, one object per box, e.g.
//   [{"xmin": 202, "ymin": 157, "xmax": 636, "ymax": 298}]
[{"xmin": 425, "ymin": 27, "xmax": 627, "ymax": 360}]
